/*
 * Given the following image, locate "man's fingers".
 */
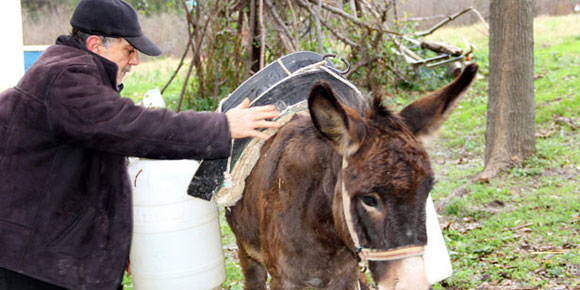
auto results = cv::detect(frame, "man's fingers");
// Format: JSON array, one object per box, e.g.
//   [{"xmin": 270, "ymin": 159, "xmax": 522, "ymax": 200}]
[
  {"xmin": 250, "ymin": 104, "xmax": 277, "ymax": 113},
  {"xmin": 226, "ymin": 100, "xmax": 283, "ymax": 140},
  {"xmin": 252, "ymin": 110, "xmax": 281, "ymax": 120},
  {"xmin": 254, "ymin": 120, "xmax": 281, "ymax": 129},
  {"xmin": 235, "ymin": 98, "xmax": 251, "ymax": 109}
]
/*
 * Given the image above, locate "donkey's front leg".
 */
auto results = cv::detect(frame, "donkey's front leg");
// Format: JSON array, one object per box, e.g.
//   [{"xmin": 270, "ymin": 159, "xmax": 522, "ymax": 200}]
[{"xmin": 237, "ymin": 243, "xmax": 267, "ymax": 290}]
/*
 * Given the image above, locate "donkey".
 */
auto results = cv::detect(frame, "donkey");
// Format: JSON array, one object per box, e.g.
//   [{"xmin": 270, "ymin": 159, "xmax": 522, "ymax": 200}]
[{"xmin": 226, "ymin": 63, "xmax": 478, "ymax": 290}]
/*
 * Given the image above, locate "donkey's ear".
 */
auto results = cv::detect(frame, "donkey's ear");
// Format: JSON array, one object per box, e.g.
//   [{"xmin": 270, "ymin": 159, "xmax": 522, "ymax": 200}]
[
  {"xmin": 400, "ymin": 63, "xmax": 479, "ymax": 138},
  {"xmin": 308, "ymin": 81, "xmax": 366, "ymax": 156}
]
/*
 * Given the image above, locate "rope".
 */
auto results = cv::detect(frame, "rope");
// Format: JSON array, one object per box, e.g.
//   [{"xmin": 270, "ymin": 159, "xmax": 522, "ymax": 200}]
[
  {"xmin": 360, "ymin": 245, "xmax": 425, "ymax": 261},
  {"xmin": 341, "ymin": 156, "xmax": 367, "ymax": 267},
  {"xmin": 277, "ymin": 58, "xmax": 292, "ymax": 76},
  {"xmin": 222, "ymin": 139, "xmax": 235, "ymax": 189}
]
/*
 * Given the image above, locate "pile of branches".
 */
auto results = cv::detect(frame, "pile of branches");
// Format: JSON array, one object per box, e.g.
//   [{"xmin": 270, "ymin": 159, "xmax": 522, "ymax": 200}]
[{"xmin": 165, "ymin": 0, "xmax": 486, "ymax": 111}]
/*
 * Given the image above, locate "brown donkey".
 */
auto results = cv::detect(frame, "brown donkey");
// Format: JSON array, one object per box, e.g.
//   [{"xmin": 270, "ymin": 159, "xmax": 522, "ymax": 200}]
[{"xmin": 226, "ymin": 63, "xmax": 478, "ymax": 290}]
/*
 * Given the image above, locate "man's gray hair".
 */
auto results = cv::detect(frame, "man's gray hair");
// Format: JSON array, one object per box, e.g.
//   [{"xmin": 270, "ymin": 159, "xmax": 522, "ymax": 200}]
[{"xmin": 71, "ymin": 28, "xmax": 119, "ymax": 48}]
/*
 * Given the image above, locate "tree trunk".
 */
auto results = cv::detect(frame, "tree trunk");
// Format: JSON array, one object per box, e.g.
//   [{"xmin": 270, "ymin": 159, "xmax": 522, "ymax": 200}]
[
  {"xmin": 193, "ymin": 3, "xmax": 205, "ymax": 100},
  {"xmin": 348, "ymin": 0, "xmax": 357, "ymax": 18},
  {"xmin": 235, "ymin": 10, "xmax": 244, "ymax": 79},
  {"xmin": 258, "ymin": 0, "xmax": 265, "ymax": 69},
  {"xmin": 250, "ymin": 0, "xmax": 261, "ymax": 75},
  {"xmin": 244, "ymin": 0, "xmax": 261, "ymax": 79},
  {"xmin": 481, "ymin": 0, "xmax": 535, "ymax": 180},
  {"xmin": 314, "ymin": 0, "xmax": 324, "ymax": 54}
]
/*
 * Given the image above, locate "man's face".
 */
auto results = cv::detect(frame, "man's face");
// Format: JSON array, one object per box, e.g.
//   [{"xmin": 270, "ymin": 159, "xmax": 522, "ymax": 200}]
[{"xmin": 95, "ymin": 38, "xmax": 140, "ymax": 85}]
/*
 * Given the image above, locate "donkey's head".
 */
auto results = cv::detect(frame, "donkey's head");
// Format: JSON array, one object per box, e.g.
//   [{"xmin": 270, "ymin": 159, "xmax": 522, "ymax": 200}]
[{"xmin": 308, "ymin": 63, "xmax": 478, "ymax": 289}]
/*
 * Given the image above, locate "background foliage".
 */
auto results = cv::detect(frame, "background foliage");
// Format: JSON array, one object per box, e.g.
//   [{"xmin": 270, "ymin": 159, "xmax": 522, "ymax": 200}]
[{"xmin": 21, "ymin": 0, "xmax": 580, "ymax": 112}]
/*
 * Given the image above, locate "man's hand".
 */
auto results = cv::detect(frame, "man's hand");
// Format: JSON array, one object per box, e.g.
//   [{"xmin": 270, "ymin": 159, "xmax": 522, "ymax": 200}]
[{"xmin": 226, "ymin": 98, "xmax": 281, "ymax": 140}]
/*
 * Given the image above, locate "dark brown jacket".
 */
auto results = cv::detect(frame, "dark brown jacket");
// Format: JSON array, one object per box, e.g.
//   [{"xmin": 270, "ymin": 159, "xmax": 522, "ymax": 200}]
[{"xmin": 0, "ymin": 36, "xmax": 231, "ymax": 289}]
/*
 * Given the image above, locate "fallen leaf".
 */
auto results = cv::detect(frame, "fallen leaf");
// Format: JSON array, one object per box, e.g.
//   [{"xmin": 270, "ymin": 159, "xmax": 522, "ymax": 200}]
[
  {"xmin": 478, "ymin": 175, "xmax": 490, "ymax": 183},
  {"xmin": 443, "ymin": 220, "xmax": 454, "ymax": 231},
  {"xmin": 562, "ymin": 243, "xmax": 576, "ymax": 249},
  {"xmin": 555, "ymin": 116, "xmax": 578, "ymax": 130},
  {"xmin": 506, "ymin": 222, "xmax": 534, "ymax": 232},
  {"xmin": 520, "ymin": 238, "xmax": 530, "ymax": 250},
  {"xmin": 487, "ymin": 199, "xmax": 505, "ymax": 208},
  {"xmin": 536, "ymin": 128, "xmax": 554, "ymax": 138}
]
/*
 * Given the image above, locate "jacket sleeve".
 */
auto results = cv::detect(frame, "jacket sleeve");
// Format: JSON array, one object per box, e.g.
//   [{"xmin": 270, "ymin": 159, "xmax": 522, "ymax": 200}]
[{"xmin": 46, "ymin": 63, "xmax": 231, "ymax": 160}]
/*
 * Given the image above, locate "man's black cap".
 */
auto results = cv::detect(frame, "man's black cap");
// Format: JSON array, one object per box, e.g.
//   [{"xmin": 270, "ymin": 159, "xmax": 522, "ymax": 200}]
[{"xmin": 70, "ymin": 0, "xmax": 162, "ymax": 56}]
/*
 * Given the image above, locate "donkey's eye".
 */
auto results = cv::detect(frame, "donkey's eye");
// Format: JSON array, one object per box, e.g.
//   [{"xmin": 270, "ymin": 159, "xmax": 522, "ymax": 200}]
[{"xmin": 360, "ymin": 195, "xmax": 379, "ymax": 207}]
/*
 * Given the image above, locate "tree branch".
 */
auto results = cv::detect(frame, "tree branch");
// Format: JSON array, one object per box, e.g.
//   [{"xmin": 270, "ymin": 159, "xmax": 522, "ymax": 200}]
[
  {"xmin": 258, "ymin": 0, "xmax": 265, "ymax": 69},
  {"xmin": 314, "ymin": 0, "xmax": 324, "ymax": 53},
  {"xmin": 306, "ymin": 0, "xmax": 401, "ymax": 36},
  {"xmin": 318, "ymin": 17, "xmax": 359, "ymax": 48},
  {"xmin": 470, "ymin": 7, "xmax": 489, "ymax": 31},
  {"xmin": 177, "ymin": 0, "xmax": 216, "ymax": 112},
  {"xmin": 244, "ymin": 0, "xmax": 256, "ymax": 78},
  {"xmin": 264, "ymin": 0, "xmax": 298, "ymax": 51},
  {"xmin": 160, "ymin": 33, "xmax": 192, "ymax": 94},
  {"xmin": 285, "ymin": 0, "xmax": 300, "ymax": 46},
  {"xmin": 415, "ymin": 7, "xmax": 480, "ymax": 37},
  {"xmin": 348, "ymin": 0, "xmax": 357, "ymax": 19},
  {"xmin": 345, "ymin": 56, "xmax": 379, "ymax": 79}
]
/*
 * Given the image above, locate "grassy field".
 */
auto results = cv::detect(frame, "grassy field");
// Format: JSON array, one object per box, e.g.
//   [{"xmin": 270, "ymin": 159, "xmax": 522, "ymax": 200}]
[
  {"xmin": 423, "ymin": 14, "xmax": 580, "ymax": 289},
  {"xmin": 121, "ymin": 14, "xmax": 580, "ymax": 289}
]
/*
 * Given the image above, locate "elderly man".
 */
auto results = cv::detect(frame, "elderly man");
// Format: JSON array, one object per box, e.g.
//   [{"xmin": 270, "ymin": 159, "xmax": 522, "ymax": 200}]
[{"xmin": 0, "ymin": 0, "xmax": 279, "ymax": 289}]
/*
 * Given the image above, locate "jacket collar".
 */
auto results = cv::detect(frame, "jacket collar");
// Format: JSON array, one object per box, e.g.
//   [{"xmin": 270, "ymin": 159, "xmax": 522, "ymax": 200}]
[{"xmin": 55, "ymin": 35, "xmax": 124, "ymax": 92}]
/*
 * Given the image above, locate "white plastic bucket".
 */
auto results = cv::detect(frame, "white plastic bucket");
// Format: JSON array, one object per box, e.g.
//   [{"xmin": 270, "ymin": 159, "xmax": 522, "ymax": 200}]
[
  {"xmin": 128, "ymin": 159, "xmax": 226, "ymax": 290},
  {"xmin": 424, "ymin": 194, "xmax": 453, "ymax": 284}
]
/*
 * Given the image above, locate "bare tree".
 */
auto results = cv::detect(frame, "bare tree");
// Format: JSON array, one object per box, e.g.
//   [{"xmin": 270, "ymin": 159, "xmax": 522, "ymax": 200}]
[
  {"xmin": 480, "ymin": 0, "xmax": 535, "ymax": 180},
  {"xmin": 163, "ymin": 0, "xmax": 480, "ymax": 111}
]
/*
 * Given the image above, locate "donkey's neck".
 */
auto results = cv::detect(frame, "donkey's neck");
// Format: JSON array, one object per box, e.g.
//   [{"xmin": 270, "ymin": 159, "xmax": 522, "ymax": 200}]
[{"xmin": 275, "ymin": 116, "xmax": 350, "ymax": 248}]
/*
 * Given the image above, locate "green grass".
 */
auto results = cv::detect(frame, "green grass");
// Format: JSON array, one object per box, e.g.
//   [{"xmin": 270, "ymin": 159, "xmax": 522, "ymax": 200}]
[
  {"xmin": 220, "ymin": 210, "xmax": 245, "ymax": 290},
  {"xmin": 120, "ymin": 15, "xmax": 580, "ymax": 290},
  {"xmin": 121, "ymin": 58, "xmax": 208, "ymax": 111},
  {"xmin": 425, "ymin": 15, "xmax": 580, "ymax": 290},
  {"xmin": 434, "ymin": 172, "xmax": 580, "ymax": 289}
]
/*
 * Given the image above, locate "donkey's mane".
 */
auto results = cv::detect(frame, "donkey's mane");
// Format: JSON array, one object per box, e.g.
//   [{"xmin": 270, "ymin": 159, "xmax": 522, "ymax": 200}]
[{"xmin": 368, "ymin": 95, "xmax": 408, "ymax": 134}]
